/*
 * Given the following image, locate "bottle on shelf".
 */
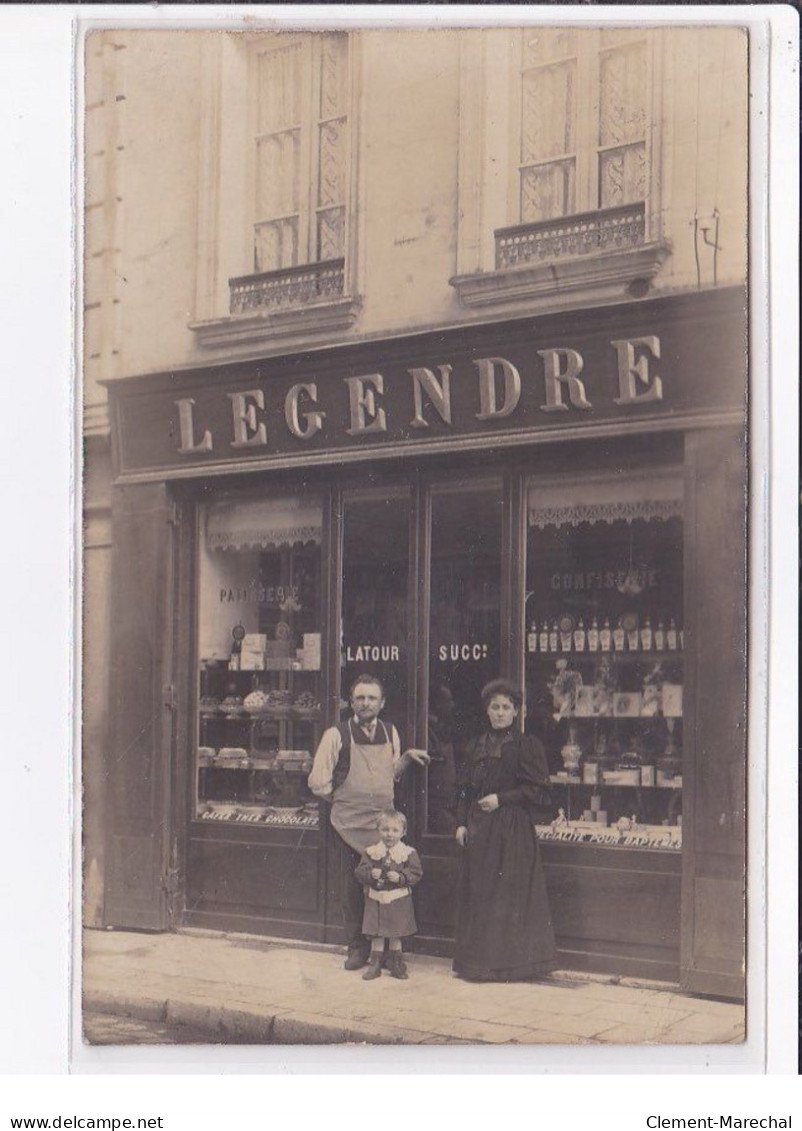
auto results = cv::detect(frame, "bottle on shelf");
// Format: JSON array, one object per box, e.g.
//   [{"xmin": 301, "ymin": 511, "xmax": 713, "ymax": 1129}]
[
  {"xmin": 640, "ymin": 616, "xmax": 653, "ymax": 652},
  {"xmin": 666, "ymin": 618, "xmax": 678, "ymax": 651},
  {"xmin": 539, "ymin": 620, "xmax": 549, "ymax": 653},
  {"xmin": 587, "ymin": 615, "xmax": 600, "ymax": 652},
  {"xmin": 527, "ymin": 620, "xmax": 537, "ymax": 654},
  {"xmin": 613, "ymin": 617, "xmax": 626, "ymax": 652},
  {"xmin": 626, "ymin": 620, "xmax": 639, "ymax": 652},
  {"xmin": 229, "ymin": 624, "xmax": 244, "ymax": 672},
  {"xmin": 560, "ymin": 621, "xmax": 572, "ymax": 653},
  {"xmin": 549, "ymin": 619, "xmax": 559, "ymax": 653},
  {"xmin": 573, "ymin": 617, "xmax": 586, "ymax": 652},
  {"xmin": 599, "ymin": 616, "xmax": 612, "ymax": 652},
  {"xmin": 654, "ymin": 618, "xmax": 665, "ymax": 652}
]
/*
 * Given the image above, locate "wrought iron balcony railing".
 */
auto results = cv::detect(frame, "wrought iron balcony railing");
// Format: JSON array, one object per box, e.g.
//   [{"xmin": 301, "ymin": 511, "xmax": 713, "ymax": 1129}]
[
  {"xmin": 495, "ymin": 203, "xmax": 646, "ymax": 270},
  {"xmin": 229, "ymin": 257, "xmax": 346, "ymax": 315}
]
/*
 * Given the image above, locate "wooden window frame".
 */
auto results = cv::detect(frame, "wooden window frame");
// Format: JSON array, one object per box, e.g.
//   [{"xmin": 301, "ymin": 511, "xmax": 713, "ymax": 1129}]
[
  {"xmin": 509, "ymin": 27, "xmax": 655, "ymax": 227},
  {"xmin": 247, "ymin": 32, "xmax": 351, "ymax": 274}
]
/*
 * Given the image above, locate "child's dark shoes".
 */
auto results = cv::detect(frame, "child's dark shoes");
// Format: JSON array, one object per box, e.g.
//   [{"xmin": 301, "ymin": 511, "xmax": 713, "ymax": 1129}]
[
  {"xmin": 362, "ymin": 959, "xmax": 382, "ymax": 980},
  {"xmin": 388, "ymin": 953, "xmax": 409, "ymax": 980}
]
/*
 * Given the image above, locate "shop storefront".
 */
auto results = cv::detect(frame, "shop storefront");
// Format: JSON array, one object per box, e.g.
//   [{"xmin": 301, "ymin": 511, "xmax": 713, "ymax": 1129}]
[{"xmin": 103, "ymin": 285, "xmax": 747, "ymax": 998}]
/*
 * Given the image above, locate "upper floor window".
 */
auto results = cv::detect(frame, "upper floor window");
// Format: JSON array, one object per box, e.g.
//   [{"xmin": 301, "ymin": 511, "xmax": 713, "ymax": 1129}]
[
  {"xmin": 192, "ymin": 30, "xmax": 361, "ymax": 349},
  {"xmin": 451, "ymin": 26, "xmax": 669, "ymax": 310},
  {"xmin": 251, "ymin": 33, "xmax": 350, "ymax": 273},
  {"xmin": 517, "ymin": 27, "xmax": 648, "ymax": 223}
]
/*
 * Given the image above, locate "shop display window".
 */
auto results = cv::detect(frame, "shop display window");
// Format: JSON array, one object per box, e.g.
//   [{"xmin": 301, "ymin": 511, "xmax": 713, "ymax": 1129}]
[
  {"xmin": 525, "ymin": 475, "xmax": 684, "ymax": 851},
  {"xmin": 426, "ymin": 482, "xmax": 503, "ymax": 835},
  {"xmin": 195, "ymin": 493, "xmax": 324, "ymax": 828}
]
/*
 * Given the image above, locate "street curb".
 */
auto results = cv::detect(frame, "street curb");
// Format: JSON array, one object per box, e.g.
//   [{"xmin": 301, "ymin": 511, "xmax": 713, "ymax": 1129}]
[
  {"xmin": 85, "ymin": 990, "xmax": 169, "ymax": 1024},
  {"xmin": 83, "ymin": 990, "xmax": 411, "ymax": 1045},
  {"xmin": 84, "ymin": 991, "xmax": 276, "ymax": 1043}
]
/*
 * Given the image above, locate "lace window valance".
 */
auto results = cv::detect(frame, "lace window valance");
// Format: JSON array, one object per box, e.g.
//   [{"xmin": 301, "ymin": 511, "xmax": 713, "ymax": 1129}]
[
  {"xmin": 527, "ymin": 475, "xmax": 683, "ymax": 529},
  {"xmin": 205, "ymin": 497, "xmax": 323, "ymax": 551}
]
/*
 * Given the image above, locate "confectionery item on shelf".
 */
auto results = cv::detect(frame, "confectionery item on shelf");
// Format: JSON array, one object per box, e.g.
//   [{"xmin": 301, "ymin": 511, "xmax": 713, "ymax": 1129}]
[
  {"xmin": 276, "ymin": 748, "xmax": 313, "ymax": 771},
  {"xmin": 197, "ymin": 746, "xmax": 216, "ymax": 766},
  {"xmin": 243, "ymin": 690, "xmax": 270, "ymax": 714},
  {"xmin": 266, "ymin": 689, "xmax": 294, "ymax": 714},
  {"xmin": 199, "ymin": 697, "xmax": 221, "ymax": 716},
  {"xmin": 220, "ymin": 695, "xmax": 246, "ymax": 716},
  {"xmin": 662, "ymin": 683, "xmax": 683, "ymax": 717},
  {"xmin": 573, "ymin": 686, "xmax": 595, "ymax": 717},
  {"xmin": 216, "ymin": 746, "xmax": 250, "ymax": 768},
  {"xmin": 548, "ymin": 659, "xmax": 583, "ymax": 718},
  {"xmin": 613, "ymin": 691, "xmax": 642, "ymax": 717},
  {"xmin": 602, "ymin": 768, "xmax": 640, "ymax": 786},
  {"xmin": 293, "ymin": 690, "xmax": 320, "ymax": 716}
]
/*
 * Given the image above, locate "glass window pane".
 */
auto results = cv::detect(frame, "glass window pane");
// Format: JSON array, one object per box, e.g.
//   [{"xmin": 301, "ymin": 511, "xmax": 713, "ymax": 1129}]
[
  {"xmin": 254, "ymin": 217, "xmax": 298, "ymax": 272},
  {"xmin": 522, "ymin": 28, "xmax": 577, "ymax": 67},
  {"xmin": 317, "ymin": 117, "xmax": 347, "ymax": 208},
  {"xmin": 524, "ymin": 481, "xmax": 684, "ymax": 849},
  {"xmin": 341, "ymin": 491, "xmax": 410, "ymax": 732},
  {"xmin": 599, "ymin": 143, "xmax": 646, "ymax": 208},
  {"xmin": 520, "ymin": 160, "xmax": 576, "ymax": 222},
  {"xmin": 521, "ymin": 61, "xmax": 576, "ymax": 165},
  {"xmin": 317, "ymin": 206, "xmax": 345, "ymax": 261},
  {"xmin": 196, "ymin": 493, "xmax": 324, "ymax": 828},
  {"xmin": 599, "ymin": 42, "xmax": 647, "ymax": 148},
  {"xmin": 257, "ymin": 43, "xmax": 302, "ymax": 135},
  {"xmin": 426, "ymin": 483, "xmax": 503, "ymax": 835},
  {"xmin": 256, "ymin": 131, "xmax": 300, "ymax": 220},
  {"xmin": 318, "ymin": 33, "xmax": 348, "ymax": 119}
]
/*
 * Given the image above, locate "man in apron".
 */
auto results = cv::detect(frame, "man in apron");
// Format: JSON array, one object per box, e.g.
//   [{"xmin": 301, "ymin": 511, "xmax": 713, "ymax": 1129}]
[{"xmin": 308, "ymin": 674, "xmax": 430, "ymax": 970}]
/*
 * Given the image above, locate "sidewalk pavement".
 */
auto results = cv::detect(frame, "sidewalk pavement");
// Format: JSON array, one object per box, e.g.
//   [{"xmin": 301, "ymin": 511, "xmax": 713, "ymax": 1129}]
[{"xmin": 82, "ymin": 928, "xmax": 745, "ymax": 1047}]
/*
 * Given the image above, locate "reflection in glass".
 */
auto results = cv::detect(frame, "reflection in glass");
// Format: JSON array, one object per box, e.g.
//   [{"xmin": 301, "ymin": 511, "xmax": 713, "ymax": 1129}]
[
  {"xmin": 427, "ymin": 484, "xmax": 503, "ymax": 834},
  {"xmin": 341, "ymin": 491, "xmax": 410, "ymax": 731}
]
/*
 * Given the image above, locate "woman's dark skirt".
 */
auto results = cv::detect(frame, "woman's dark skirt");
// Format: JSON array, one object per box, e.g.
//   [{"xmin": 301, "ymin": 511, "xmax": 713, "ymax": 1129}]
[{"xmin": 453, "ymin": 805, "xmax": 556, "ymax": 983}]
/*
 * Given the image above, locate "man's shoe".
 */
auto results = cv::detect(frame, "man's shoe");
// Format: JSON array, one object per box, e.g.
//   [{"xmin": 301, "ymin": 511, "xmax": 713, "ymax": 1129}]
[
  {"xmin": 361, "ymin": 958, "xmax": 382, "ymax": 980},
  {"xmin": 344, "ymin": 947, "xmax": 370, "ymax": 971},
  {"xmin": 388, "ymin": 953, "xmax": 409, "ymax": 980}
]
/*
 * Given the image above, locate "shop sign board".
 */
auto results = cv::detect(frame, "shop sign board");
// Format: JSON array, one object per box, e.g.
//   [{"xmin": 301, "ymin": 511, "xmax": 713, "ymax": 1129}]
[{"xmin": 108, "ymin": 288, "xmax": 746, "ymax": 482}]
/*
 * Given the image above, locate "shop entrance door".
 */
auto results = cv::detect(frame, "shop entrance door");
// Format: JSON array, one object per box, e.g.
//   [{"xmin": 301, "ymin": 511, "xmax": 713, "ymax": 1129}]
[
  {"xmin": 322, "ymin": 478, "xmax": 505, "ymax": 948},
  {"xmin": 322, "ymin": 486, "xmax": 414, "ymax": 943}
]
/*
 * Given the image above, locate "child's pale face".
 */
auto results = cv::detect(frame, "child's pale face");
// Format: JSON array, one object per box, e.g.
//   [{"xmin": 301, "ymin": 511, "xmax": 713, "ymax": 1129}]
[{"xmin": 379, "ymin": 820, "xmax": 404, "ymax": 847}]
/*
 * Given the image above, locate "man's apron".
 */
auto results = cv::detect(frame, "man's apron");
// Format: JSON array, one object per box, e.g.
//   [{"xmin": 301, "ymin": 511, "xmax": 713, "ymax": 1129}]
[{"xmin": 331, "ymin": 720, "xmax": 396, "ymax": 852}]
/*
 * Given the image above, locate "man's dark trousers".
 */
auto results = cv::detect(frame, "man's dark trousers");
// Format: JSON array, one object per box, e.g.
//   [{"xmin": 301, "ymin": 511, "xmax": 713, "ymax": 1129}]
[{"xmin": 334, "ymin": 829, "xmax": 370, "ymax": 954}]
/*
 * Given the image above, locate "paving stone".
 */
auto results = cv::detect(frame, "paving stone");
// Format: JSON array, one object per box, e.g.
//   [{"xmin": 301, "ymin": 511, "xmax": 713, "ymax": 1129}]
[
  {"xmin": 660, "ymin": 1016, "xmax": 746, "ymax": 1043},
  {"xmin": 504, "ymin": 1010, "xmax": 619, "ymax": 1040},
  {"xmin": 581, "ymin": 1001, "xmax": 695, "ymax": 1029},
  {"xmin": 569, "ymin": 982, "xmax": 666, "ymax": 1006}
]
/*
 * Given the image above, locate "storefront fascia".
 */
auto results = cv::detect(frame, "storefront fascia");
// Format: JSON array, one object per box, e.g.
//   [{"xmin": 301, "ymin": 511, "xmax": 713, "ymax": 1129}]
[{"xmin": 102, "ymin": 286, "xmax": 747, "ymax": 999}]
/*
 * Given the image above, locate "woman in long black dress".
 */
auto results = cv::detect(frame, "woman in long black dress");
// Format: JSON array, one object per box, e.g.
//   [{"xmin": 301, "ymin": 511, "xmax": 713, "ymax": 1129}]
[{"xmin": 453, "ymin": 678, "xmax": 556, "ymax": 982}]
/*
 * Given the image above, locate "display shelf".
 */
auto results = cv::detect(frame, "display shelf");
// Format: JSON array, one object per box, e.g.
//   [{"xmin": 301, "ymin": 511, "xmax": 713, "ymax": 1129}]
[
  {"xmin": 528, "ymin": 650, "xmax": 683, "ymax": 664},
  {"xmin": 550, "ymin": 775, "xmax": 682, "ymax": 790}
]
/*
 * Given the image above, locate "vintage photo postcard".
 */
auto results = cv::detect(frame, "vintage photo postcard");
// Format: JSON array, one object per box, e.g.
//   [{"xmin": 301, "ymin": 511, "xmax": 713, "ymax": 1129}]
[{"xmin": 80, "ymin": 13, "xmax": 755, "ymax": 1054}]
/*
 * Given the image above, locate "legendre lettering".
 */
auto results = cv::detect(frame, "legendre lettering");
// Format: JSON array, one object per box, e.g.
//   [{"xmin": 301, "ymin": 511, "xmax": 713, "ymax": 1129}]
[{"xmin": 175, "ymin": 337, "xmax": 662, "ymax": 455}]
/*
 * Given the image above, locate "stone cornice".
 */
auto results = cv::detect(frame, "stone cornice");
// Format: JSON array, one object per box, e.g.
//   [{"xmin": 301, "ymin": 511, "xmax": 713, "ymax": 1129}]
[{"xmin": 450, "ymin": 240, "xmax": 673, "ymax": 310}]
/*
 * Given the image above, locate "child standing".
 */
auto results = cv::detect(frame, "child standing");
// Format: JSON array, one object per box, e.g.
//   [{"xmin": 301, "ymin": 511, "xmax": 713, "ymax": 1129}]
[{"xmin": 354, "ymin": 808, "xmax": 423, "ymax": 980}]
